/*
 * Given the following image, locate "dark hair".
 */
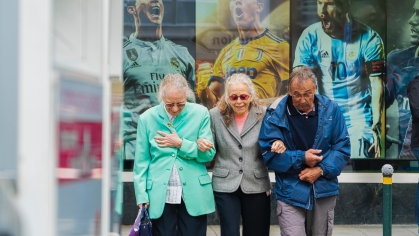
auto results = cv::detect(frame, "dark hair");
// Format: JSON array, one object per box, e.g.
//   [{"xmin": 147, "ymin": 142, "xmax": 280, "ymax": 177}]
[{"xmin": 124, "ymin": 0, "xmax": 136, "ymax": 7}]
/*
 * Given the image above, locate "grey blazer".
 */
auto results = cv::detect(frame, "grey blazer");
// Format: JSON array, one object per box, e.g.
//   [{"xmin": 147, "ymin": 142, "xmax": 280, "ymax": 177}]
[{"xmin": 209, "ymin": 105, "xmax": 271, "ymax": 194}]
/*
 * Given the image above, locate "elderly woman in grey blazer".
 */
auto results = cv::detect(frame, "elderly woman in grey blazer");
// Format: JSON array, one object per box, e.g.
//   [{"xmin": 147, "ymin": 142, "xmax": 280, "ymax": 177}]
[{"xmin": 197, "ymin": 73, "xmax": 286, "ymax": 236}]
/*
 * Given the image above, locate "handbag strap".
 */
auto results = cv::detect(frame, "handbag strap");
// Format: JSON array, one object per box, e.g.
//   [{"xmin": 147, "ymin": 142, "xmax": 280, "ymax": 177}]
[
  {"xmin": 132, "ymin": 208, "xmax": 142, "ymax": 230},
  {"xmin": 140, "ymin": 205, "xmax": 151, "ymax": 224}
]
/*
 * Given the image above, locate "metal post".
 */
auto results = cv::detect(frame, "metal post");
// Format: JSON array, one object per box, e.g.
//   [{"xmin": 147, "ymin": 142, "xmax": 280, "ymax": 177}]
[{"xmin": 382, "ymin": 164, "xmax": 394, "ymax": 236}]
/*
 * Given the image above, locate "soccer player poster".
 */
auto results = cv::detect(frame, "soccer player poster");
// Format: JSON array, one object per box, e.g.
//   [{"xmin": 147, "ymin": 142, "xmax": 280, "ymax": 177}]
[
  {"xmin": 291, "ymin": 0, "xmax": 387, "ymax": 158},
  {"xmin": 121, "ymin": 0, "xmax": 196, "ymax": 160},
  {"xmin": 195, "ymin": 0, "xmax": 290, "ymax": 108},
  {"xmin": 386, "ymin": 0, "xmax": 419, "ymax": 159}
]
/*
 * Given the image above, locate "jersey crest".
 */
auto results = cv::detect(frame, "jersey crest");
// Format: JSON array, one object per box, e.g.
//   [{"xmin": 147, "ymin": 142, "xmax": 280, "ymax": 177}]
[
  {"xmin": 255, "ymin": 49, "xmax": 264, "ymax": 61},
  {"xmin": 346, "ymin": 44, "xmax": 358, "ymax": 61},
  {"xmin": 126, "ymin": 49, "xmax": 138, "ymax": 61},
  {"xmin": 170, "ymin": 57, "xmax": 180, "ymax": 70}
]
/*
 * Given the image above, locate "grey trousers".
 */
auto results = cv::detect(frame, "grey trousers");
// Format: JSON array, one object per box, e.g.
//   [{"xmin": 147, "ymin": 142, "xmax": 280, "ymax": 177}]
[{"xmin": 277, "ymin": 196, "xmax": 337, "ymax": 236}]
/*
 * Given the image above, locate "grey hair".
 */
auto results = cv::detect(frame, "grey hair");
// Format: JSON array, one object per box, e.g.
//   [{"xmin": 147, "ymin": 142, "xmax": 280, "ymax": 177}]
[
  {"xmin": 223, "ymin": 73, "xmax": 259, "ymax": 104},
  {"xmin": 216, "ymin": 73, "xmax": 262, "ymax": 125},
  {"xmin": 158, "ymin": 74, "xmax": 195, "ymax": 102},
  {"xmin": 288, "ymin": 66, "xmax": 318, "ymax": 92}
]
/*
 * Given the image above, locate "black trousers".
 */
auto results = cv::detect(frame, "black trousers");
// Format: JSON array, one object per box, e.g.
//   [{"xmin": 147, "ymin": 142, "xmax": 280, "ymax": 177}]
[
  {"xmin": 214, "ymin": 188, "xmax": 271, "ymax": 236},
  {"xmin": 151, "ymin": 200, "xmax": 207, "ymax": 236}
]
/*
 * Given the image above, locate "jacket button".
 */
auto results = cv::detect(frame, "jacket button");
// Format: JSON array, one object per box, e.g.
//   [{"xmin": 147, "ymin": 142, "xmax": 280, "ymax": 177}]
[
  {"xmin": 239, "ymin": 170, "xmax": 243, "ymax": 174},
  {"xmin": 179, "ymin": 167, "xmax": 183, "ymax": 171},
  {"xmin": 239, "ymin": 157, "xmax": 243, "ymax": 162},
  {"xmin": 183, "ymin": 182, "xmax": 186, "ymax": 185},
  {"xmin": 238, "ymin": 144, "xmax": 242, "ymax": 149}
]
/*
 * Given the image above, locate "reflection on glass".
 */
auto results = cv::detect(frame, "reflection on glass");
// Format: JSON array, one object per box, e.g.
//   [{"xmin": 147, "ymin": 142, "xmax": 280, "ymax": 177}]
[
  {"xmin": 196, "ymin": 0, "xmax": 290, "ymax": 108},
  {"xmin": 293, "ymin": 0, "xmax": 386, "ymax": 158}
]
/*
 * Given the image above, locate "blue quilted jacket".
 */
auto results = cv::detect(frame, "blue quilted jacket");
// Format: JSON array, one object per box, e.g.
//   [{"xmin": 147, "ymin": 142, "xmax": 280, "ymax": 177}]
[{"xmin": 258, "ymin": 94, "xmax": 350, "ymax": 210}]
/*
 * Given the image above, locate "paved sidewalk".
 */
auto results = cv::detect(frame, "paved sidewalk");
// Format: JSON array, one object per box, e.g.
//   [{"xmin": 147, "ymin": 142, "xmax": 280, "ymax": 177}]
[{"xmin": 122, "ymin": 224, "xmax": 418, "ymax": 235}]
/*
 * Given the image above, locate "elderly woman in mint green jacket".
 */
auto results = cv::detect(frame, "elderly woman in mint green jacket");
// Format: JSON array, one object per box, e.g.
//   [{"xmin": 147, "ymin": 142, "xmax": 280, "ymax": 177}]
[{"xmin": 133, "ymin": 74, "xmax": 216, "ymax": 236}]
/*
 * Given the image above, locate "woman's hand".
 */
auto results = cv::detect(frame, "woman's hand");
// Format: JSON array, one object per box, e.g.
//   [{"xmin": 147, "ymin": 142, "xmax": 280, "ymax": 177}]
[
  {"xmin": 196, "ymin": 138, "xmax": 213, "ymax": 152},
  {"xmin": 271, "ymin": 140, "xmax": 286, "ymax": 154},
  {"xmin": 154, "ymin": 130, "xmax": 183, "ymax": 148},
  {"xmin": 138, "ymin": 202, "xmax": 150, "ymax": 209}
]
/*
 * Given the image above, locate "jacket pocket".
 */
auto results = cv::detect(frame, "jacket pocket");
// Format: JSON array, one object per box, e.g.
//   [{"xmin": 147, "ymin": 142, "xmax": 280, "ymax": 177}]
[
  {"xmin": 276, "ymin": 200, "xmax": 282, "ymax": 216},
  {"xmin": 146, "ymin": 180, "xmax": 153, "ymax": 190},
  {"xmin": 212, "ymin": 167, "xmax": 229, "ymax": 178},
  {"xmin": 198, "ymin": 174, "xmax": 212, "ymax": 185},
  {"xmin": 254, "ymin": 168, "xmax": 269, "ymax": 179}
]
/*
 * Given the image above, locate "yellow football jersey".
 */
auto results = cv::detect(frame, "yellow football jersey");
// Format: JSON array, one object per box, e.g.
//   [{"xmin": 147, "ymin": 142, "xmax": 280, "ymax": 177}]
[{"xmin": 212, "ymin": 29, "xmax": 290, "ymax": 99}]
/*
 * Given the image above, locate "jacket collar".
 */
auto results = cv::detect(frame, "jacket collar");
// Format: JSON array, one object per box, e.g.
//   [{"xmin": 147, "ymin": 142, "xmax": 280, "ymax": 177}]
[
  {"xmin": 223, "ymin": 105, "xmax": 263, "ymax": 142},
  {"xmin": 271, "ymin": 94, "xmax": 330, "ymax": 121},
  {"xmin": 157, "ymin": 102, "xmax": 188, "ymax": 130}
]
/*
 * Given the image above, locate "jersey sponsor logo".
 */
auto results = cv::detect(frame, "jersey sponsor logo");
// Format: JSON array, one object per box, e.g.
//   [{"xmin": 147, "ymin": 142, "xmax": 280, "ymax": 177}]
[
  {"xmin": 132, "ymin": 81, "xmax": 160, "ymax": 95},
  {"xmin": 170, "ymin": 57, "xmax": 180, "ymax": 70},
  {"xmin": 126, "ymin": 49, "xmax": 138, "ymax": 61},
  {"xmin": 225, "ymin": 65, "xmax": 257, "ymax": 79},
  {"xmin": 150, "ymin": 73, "xmax": 166, "ymax": 81},
  {"xmin": 236, "ymin": 49, "xmax": 244, "ymax": 61},
  {"xmin": 255, "ymin": 49, "xmax": 264, "ymax": 61},
  {"xmin": 129, "ymin": 62, "xmax": 141, "ymax": 69},
  {"xmin": 321, "ymin": 51, "xmax": 330, "ymax": 58}
]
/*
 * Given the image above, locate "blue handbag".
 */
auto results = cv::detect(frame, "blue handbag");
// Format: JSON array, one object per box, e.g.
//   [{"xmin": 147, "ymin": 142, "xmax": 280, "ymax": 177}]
[{"xmin": 128, "ymin": 205, "xmax": 152, "ymax": 236}]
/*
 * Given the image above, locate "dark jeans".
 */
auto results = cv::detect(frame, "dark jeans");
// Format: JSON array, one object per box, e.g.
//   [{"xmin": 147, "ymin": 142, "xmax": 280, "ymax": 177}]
[
  {"xmin": 412, "ymin": 147, "xmax": 419, "ymax": 226},
  {"xmin": 214, "ymin": 188, "xmax": 271, "ymax": 236},
  {"xmin": 151, "ymin": 200, "xmax": 207, "ymax": 236}
]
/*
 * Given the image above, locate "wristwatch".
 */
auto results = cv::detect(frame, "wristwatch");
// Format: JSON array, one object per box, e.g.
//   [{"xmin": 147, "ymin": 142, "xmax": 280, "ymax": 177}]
[{"xmin": 319, "ymin": 167, "xmax": 324, "ymax": 176}]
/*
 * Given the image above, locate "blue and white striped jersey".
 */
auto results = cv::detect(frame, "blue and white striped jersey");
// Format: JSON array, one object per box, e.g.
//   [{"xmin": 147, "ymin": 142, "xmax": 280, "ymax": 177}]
[{"xmin": 294, "ymin": 20, "xmax": 385, "ymax": 157}]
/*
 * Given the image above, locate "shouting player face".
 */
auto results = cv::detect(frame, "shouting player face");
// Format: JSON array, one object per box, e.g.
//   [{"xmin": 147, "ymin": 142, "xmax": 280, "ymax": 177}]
[
  {"xmin": 317, "ymin": 0, "xmax": 348, "ymax": 37},
  {"xmin": 409, "ymin": 0, "xmax": 419, "ymax": 46},
  {"xmin": 230, "ymin": 0, "xmax": 263, "ymax": 29},
  {"xmin": 136, "ymin": 0, "xmax": 165, "ymax": 25}
]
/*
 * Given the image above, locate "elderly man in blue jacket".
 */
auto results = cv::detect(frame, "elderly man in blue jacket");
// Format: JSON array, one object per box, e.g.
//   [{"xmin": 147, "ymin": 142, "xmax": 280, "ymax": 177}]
[{"xmin": 259, "ymin": 66, "xmax": 350, "ymax": 236}]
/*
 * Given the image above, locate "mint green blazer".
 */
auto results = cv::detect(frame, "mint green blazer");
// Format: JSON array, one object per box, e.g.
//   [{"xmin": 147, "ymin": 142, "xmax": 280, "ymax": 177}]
[{"xmin": 133, "ymin": 102, "xmax": 216, "ymax": 219}]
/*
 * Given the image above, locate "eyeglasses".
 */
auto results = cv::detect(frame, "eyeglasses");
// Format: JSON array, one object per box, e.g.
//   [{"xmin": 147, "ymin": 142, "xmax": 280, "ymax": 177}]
[
  {"xmin": 291, "ymin": 92, "xmax": 314, "ymax": 100},
  {"xmin": 165, "ymin": 102, "xmax": 186, "ymax": 109},
  {"xmin": 229, "ymin": 94, "xmax": 250, "ymax": 101}
]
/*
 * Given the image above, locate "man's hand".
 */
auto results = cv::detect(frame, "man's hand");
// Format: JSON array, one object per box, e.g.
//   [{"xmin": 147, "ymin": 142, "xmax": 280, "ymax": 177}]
[
  {"xmin": 271, "ymin": 140, "xmax": 287, "ymax": 154},
  {"xmin": 154, "ymin": 130, "xmax": 182, "ymax": 148},
  {"xmin": 368, "ymin": 124, "xmax": 381, "ymax": 158},
  {"xmin": 196, "ymin": 138, "xmax": 213, "ymax": 152},
  {"xmin": 305, "ymin": 149, "xmax": 323, "ymax": 167},
  {"xmin": 299, "ymin": 167, "xmax": 322, "ymax": 184}
]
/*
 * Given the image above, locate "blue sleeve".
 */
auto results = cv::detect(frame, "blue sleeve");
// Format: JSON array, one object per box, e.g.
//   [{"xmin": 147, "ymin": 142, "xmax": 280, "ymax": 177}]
[
  {"xmin": 363, "ymin": 31, "xmax": 385, "ymax": 70},
  {"xmin": 408, "ymin": 82, "xmax": 419, "ymax": 119},
  {"xmin": 293, "ymin": 28, "xmax": 315, "ymax": 68},
  {"xmin": 258, "ymin": 110, "xmax": 306, "ymax": 173},
  {"xmin": 317, "ymin": 103, "xmax": 351, "ymax": 179},
  {"xmin": 386, "ymin": 50, "xmax": 401, "ymax": 108}
]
